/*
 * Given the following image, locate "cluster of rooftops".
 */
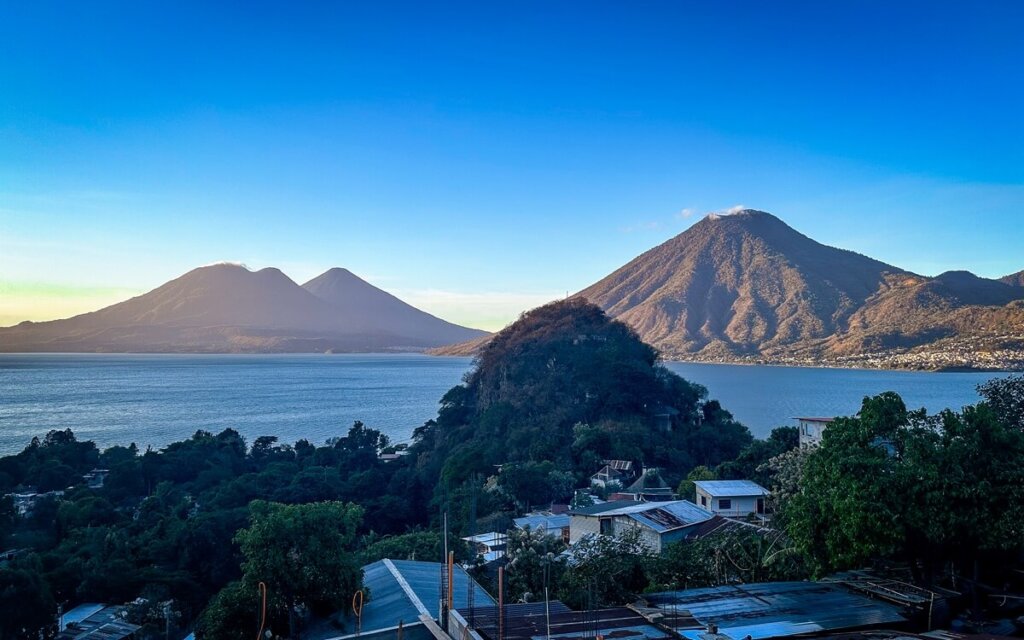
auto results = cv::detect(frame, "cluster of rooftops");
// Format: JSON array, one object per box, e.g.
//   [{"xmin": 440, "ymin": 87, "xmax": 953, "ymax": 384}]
[{"xmin": 299, "ymin": 558, "xmax": 974, "ymax": 640}]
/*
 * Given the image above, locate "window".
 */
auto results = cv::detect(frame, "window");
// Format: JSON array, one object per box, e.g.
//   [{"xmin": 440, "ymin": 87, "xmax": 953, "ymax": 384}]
[
  {"xmin": 718, "ymin": 498, "xmax": 732, "ymax": 510},
  {"xmin": 599, "ymin": 518, "xmax": 613, "ymax": 535},
  {"xmin": 700, "ymin": 495, "xmax": 707, "ymax": 507}
]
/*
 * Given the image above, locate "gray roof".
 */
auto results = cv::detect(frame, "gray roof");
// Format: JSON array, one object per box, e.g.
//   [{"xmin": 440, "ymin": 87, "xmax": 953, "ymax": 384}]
[
  {"xmin": 570, "ymin": 500, "xmax": 713, "ymax": 533},
  {"xmin": 646, "ymin": 581, "xmax": 907, "ymax": 640},
  {"xmin": 569, "ymin": 499, "xmax": 643, "ymax": 516},
  {"xmin": 513, "ymin": 513, "xmax": 571, "ymax": 531},
  {"xmin": 693, "ymin": 479, "xmax": 770, "ymax": 497},
  {"xmin": 610, "ymin": 500, "xmax": 713, "ymax": 533}
]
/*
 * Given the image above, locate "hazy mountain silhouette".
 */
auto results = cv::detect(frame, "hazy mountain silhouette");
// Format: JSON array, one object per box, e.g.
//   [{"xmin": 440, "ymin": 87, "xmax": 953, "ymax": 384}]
[
  {"xmin": 301, "ymin": 267, "xmax": 487, "ymax": 346},
  {"xmin": 0, "ymin": 264, "xmax": 487, "ymax": 353}
]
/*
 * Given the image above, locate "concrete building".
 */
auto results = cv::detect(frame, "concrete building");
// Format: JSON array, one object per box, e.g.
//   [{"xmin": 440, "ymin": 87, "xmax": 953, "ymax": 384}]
[
  {"xmin": 513, "ymin": 511, "xmax": 571, "ymax": 543},
  {"xmin": 462, "ymin": 532, "xmax": 508, "ymax": 564},
  {"xmin": 568, "ymin": 499, "xmax": 713, "ymax": 552},
  {"xmin": 796, "ymin": 416, "xmax": 834, "ymax": 447},
  {"xmin": 693, "ymin": 480, "xmax": 769, "ymax": 517},
  {"xmin": 590, "ymin": 459, "xmax": 636, "ymax": 488}
]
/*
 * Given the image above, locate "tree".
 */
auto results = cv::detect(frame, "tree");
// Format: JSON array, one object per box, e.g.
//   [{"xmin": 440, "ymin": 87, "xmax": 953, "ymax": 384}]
[
  {"xmin": 0, "ymin": 556, "xmax": 55, "ymax": 640},
  {"xmin": 715, "ymin": 426, "xmax": 798, "ymax": 484},
  {"xmin": 361, "ymin": 530, "xmax": 467, "ymax": 565},
  {"xmin": 677, "ymin": 465, "xmax": 716, "ymax": 502},
  {"xmin": 656, "ymin": 526, "xmax": 805, "ymax": 590},
  {"xmin": 498, "ymin": 461, "xmax": 574, "ymax": 510},
  {"xmin": 505, "ymin": 526, "xmax": 566, "ymax": 603},
  {"xmin": 977, "ymin": 375, "xmax": 1024, "ymax": 431},
  {"xmin": 558, "ymin": 528, "xmax": 655, "ymax": 609},
  {"xmin": 785, "ymin": 391, "xmax": 1024, "ymax": 580},
  {"xmin": 234, "ymin": 500, "xmax": 364, "ymax": 639},
  {"xmin": 194, "ymin": 581, "xmax": 260, "ymax": 640}
]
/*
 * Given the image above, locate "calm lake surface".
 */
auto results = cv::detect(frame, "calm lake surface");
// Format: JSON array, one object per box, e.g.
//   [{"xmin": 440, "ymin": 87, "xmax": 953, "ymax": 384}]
[{"xmin": 0, "ymin": 353, "xmax": 1009, "ymax": 455}]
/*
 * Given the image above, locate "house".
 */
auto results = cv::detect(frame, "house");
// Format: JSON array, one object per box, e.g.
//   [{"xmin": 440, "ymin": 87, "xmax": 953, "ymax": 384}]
[
  {"xmin": 796, "ymin": 416, "xmax": 834, "ymax": 447},
  {"xmin": 306, "ymin": 559, "xmax": 496, "ymax": 640},
  {"xmin": 57, "ymin": 604, "xmax": 139, "ymax": 640},
  {"xmin": 568, "ymin": 499, "xmax": 714, "ymax": 552},
  {"xmin": 590, "ymin": 459, "xmax": 637, "ymax": 488},
  {"xmin": 693, "ymin": 479, "xmax": 770, "ymax": 517},
  {"xmin": 513, "ymin": 511, "xmax": 571, "ymax": 543},
  {"xmin": 83, "ymin": 468, "xmax": 110, "ymax": 489},
  {"xmin": 8, "ymin": 490, "xmax": 64, "ymax": 515},
  {"xmin": 462, "ymin": 532, "xmax": 508, "ymax": 565},
  {"xmin": 642, "ymin": 581, "xmax": 908, "ymax": 640},
  {"xmin": 611, "ymin": 467, "xmax": 676, "ymax": 502}
]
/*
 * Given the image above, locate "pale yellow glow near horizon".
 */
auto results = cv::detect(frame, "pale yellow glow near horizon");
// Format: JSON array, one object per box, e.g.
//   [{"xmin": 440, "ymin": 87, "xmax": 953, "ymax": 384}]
[
  {"xmin": 0, "ymin": 281, "xmax": 142, "ymax": 328},
  {"xmin": 0, "ymin": 279, "xmax": 557, "ymax": 332}
]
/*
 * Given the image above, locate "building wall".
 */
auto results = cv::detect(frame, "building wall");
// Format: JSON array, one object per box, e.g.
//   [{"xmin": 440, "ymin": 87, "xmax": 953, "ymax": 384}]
[
  {"xmin": 569, "ymin": 514, "xmax": 602, "ymax": 544},
  {"xmin": 798, "ymin": 420, "xmax": 828, "ymax": 447},
  {"xmin": 611, "ymin": 517, "xmax": 663, "ymax": 552},
  {"xmin": 695, "ymin": 489, "xmax": 763, "ymax": 517}
]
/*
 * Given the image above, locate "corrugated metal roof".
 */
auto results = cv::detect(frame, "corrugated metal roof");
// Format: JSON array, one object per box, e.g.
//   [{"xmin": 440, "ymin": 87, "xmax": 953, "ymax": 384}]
[
  {"xmin": 514, "ymin": 513, "xmax": 571, "ymax": 531},
  {"xmin": 465, "ymin": 603, "xmax": 675, "ymax": 640},
  {"xmin": 625, "ymin": 501, "xmax": 714, "ymax": 533},
  {"xmin": 693, "ymin": 480, "xmax": 770, "ymax": 497},
  {"xmin": 569, "ymin": 500, "xmax": 643, "ymax": 515},
  {"xmin": 309, "ymin": 559, "xmax": 497, "ymax": 640},
  {"xmin": 463, "ymin": 532, "xmax": 508, "ymax": 546},
  {"xmin": 61, "ymin": 604, "xmax": 106, "ymax": 631},
  {"xmin": 646, "ymin": 581, "xmax": 907, "ymax": 640}
]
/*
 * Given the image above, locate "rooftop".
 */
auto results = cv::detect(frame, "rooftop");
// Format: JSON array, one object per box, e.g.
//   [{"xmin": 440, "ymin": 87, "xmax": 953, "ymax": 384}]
[
  {"xmin": 56, "ymin": 605, "xmax": 140, "ymax": 640},
  {"xmin": 307, "ymin": 559, "xmax": 496, "ymax": 640},
  {"xmin": 569, "ymin": 499, "xmax": 643, "ymax": 516},
  {"xmin": 575, "ymin": 500, "xmax": 713, "ymax": 533},
  {"xmin": 793, "ymin": 416, "xmax": 835, "ymax": 423},
  {"xmin": 645, "ymin": 581, "xmax": 907, "ymax": 640},
  {"xmin": 513, "ymin": 513, "xmax": 571, "ymax": 532},
  {"xmin": 693, "ymin": 479, "xmax": 770, "ymax": 497},
  {"xmin": 464, "ymin": 602, "xmax": 675, "ymax": 640}
]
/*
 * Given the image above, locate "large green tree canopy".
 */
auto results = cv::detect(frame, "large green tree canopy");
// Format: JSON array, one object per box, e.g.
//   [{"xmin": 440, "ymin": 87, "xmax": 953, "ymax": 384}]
[
  {"xmin": 411, "ymin": 299, "xmax": 752, "ymax": 502},
  {"xmin": 786, "ymin": 391, "xmax": 1024, "ymax": 578}
]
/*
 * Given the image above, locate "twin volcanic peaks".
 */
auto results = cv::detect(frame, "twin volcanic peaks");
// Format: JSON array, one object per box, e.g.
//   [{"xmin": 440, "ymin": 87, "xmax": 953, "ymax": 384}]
[{"xmin": 0, "ymin": 263, "xmax": 488, "ymax": 353}]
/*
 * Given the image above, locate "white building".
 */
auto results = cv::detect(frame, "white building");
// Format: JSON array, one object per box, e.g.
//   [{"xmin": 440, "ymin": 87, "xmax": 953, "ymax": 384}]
[
  {"xmin": 693, "ymin": 480, "xmax": 769, "ymax": 517},
  {"xmin": 795, "ymin": 416, "xmax": 834, "ymax": 447},
  {"xmin": 568, "ymin": 499, "xmax": 713, "ymax": 552},
  {"xmin": 461, "ymin": 531, "xmax": 507, "ymax": 565}
]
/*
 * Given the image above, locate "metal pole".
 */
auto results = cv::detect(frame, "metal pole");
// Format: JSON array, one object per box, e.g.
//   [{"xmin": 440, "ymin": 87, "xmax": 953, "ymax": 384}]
[
  {"xmin": 545, "ymin": 586, "xmax": 551, "ymax": 640},
  {"xmin": 498, "ymin": 566, "xmax": 505, "ymax": 640}
]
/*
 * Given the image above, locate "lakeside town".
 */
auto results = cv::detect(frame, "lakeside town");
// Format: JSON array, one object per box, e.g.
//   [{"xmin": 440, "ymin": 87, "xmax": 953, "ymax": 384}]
[{"xmin": 4, "ymin": 300, "xmax": 1023, "ymax": 640}]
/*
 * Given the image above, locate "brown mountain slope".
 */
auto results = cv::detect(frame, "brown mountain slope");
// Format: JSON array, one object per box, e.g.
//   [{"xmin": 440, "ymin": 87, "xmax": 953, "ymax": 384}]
[
  {"xmin": 1002, "ymin": 270, "xmax": 1024, "ymax": 287},
  {"xmin": 435, "ymin": 210, "xmax": 1024, "ymax": 369},
  {"xmin": 0, "ymin": 264, "xmax": 486, "ymax": 353},
  {"xmin": 577, "ymin": 210, "xmax": 917, "ymax": 358}
]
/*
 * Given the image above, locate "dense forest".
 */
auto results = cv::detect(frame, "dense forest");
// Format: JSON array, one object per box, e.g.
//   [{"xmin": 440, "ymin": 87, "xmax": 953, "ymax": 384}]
[{"xmin": 2, "ymin": 300, "xmax": 1022, "ymax": 639}]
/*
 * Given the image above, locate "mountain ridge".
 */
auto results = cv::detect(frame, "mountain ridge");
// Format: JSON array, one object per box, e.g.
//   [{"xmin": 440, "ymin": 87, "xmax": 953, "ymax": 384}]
[
  {"xmin": 0, "ymin": 264, "xmax": 488, "ymax": 353},
  {"xmin": 437, "ymin": 210, "xmax": 1024, "ymax": 370}
]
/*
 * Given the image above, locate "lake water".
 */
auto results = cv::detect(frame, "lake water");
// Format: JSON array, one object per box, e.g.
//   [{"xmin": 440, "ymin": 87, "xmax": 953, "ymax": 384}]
[{"xmin": 0, "ymin": 354, "xmax": 1008, "ymax": 455}]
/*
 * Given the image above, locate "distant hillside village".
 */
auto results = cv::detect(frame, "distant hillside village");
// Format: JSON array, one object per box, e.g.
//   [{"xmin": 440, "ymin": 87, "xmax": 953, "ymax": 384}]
[{"xmin": 3, "ymin": 301, "xmax": 1024, "ymax": 640}]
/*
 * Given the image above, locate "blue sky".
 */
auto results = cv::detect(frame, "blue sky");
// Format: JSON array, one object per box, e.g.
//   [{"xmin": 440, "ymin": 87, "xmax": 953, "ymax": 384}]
[{"xmin": 1, "ymin": 2, "xmax": 1022, "ymax": 330}]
